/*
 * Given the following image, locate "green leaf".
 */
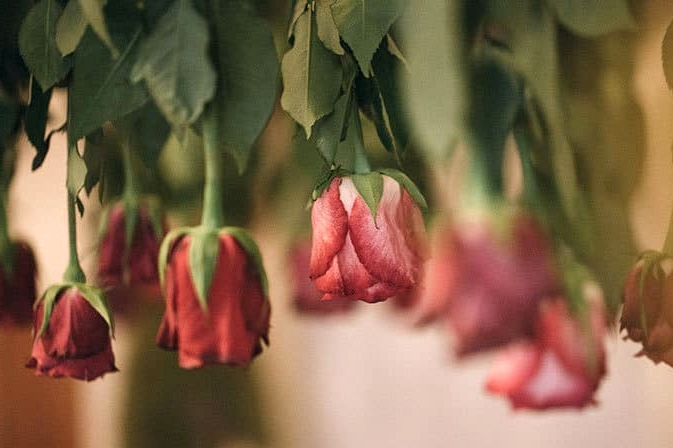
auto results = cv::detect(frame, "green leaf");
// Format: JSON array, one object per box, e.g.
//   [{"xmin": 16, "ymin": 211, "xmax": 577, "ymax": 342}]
[
  {"xmin": 378, "ymin": 168, "xmax": 427, "ymax": 209},
  {"xmin": 310, "ymin": 91, "xmax": 351, "ymax": 164},
  {"xmin": 56, "ymin": 0, "xmax": 88, "ymax": 56},
  {"xmin": 76, "ymin": 0, "xmax": 119, "ymax": 58},
  {"xmin": 130, "ymin": 0, "xmax": 216, "ymax": 128},
  {"xmin": 24, "ymin": 78, "xmax": 52, "ymax": 159},
  {"xmin": 77, "ymin": 283, "xmax": 115, "ymax": 336},
  {"xmin": 549, "ymin": 0, "xmax": 635, "ymax": 37},
  {"xmin": 399, "ymin": 0, "xmax": 464, "ymax": 159},
  {"xmin": 351, "ymin": 171, "xmax": 383, "ymax": 219},
  {"xmin": 315, "ymin": 0, "xmax": 344, "ymax": 55},
  {"xmin": 158, "ymin": 226, "xmax": 190, "ymax": 288},
  {"xmin": 18, "ymin": 0, "xmax": 72, "ymax": 91},
  {"xmin": 188, "ymin": 227, "xmax": 221, "ymax": 311},
  {"xmin": 68, "ymin": 27, "xmax": 148, "ymax": 145},
  {"xmin": 35, "ymin": 284, "xmax": 69, "ymax": 339},
  {"xmin": 280, "ymin": 8, "xmax": 343, "ymax": 138},
  {"xmin": 123, "ymin": 102, "xmax": 171, "ymax": 169},
  {"xmin": 67, "ymin": 144, "xmax": 87, "ymax": 196},
  {"xmin": 330, "ymin": 0, "xmax": 405, "ymax": 75},
  {"xmin": 223, "ymin": 227, "xmax": 269, "ymax": 296},
  {"xmin": 663, "ymin": 18, "xmax": 673, "ymax": 90},
  {"xmin": 211, "ymin": 0, "xmax": 279, "ymax": 173}
]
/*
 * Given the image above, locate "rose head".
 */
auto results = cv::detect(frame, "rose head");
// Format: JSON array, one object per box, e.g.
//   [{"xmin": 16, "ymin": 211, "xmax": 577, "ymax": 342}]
[
  {"xmin": 621, "ymin": 254, "xmax": 673, "ymax": 366},
  {"xmin": 156, "ymin": 229, "xmax": 271, "ymax": 369},
  {"xmin": 290, "ymin": 240, "xmax": 355, "ymax": 315},
  {"xmin": 0, "ymin": 241, "xmax": 37, "ymax": 325},
  {"xmin": 486, "ymin": 291, "xmax": 607, "ymax": 410},
  {"xmin": 26, "ymin": 285, "xmax": 117, "ymax": 381},
  {"xmin": 309, "ymin": 174, "xmax": 427, "ymax": 303}
]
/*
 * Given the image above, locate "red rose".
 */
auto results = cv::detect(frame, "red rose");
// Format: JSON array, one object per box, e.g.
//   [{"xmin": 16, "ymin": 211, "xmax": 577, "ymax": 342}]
[
  {"xmin": 621, "ymin": 254, "xmax": 673, "ymax": 365},
  {"xmin": 0, "ymin": 241, "xmax": 37, "ymax": 325},
  {"xmin": 156, "ymin": 231, "xmax": 271, "ymax": 369},
  {"xmin": 310, "ymin": 175, "xmax": 427, "ymax": 303},
  {"xmin": 419, "ymin": 213, "xmax": 560, "ymax": 356},
  {"xmin": 486, "ymin": 292, "xmax": 607, "ymax": 410},
  {"xmin": 26, "ymin": 286, "xmax": 117, "ymax": 381},
  {"xmin": 290, "ymin": 240, "xmax": 355, "ymax": 315}
]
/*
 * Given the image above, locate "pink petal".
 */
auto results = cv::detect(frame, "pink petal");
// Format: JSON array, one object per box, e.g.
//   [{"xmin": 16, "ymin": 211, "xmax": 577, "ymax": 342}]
[{"xmin": 310, "ymin": 178, "xmax": 349, "ymax": 279}]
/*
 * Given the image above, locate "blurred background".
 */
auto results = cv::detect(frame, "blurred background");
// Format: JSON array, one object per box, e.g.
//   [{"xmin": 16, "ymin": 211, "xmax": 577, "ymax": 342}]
[{"xmin": 2, "ymin": 0, "xmax": 673, "ymax": 447}]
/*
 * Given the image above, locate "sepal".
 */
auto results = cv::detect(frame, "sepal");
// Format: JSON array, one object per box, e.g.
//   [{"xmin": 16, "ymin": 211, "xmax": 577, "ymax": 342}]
[
  {"xmin": 188, "ymin": 226, "xmax": 221, "ymax": 311},
  {"xmin": 158, "ymin": 226, "xmax": 191, "ymax": 288},
  {"xmin": 223, "ymin": 227, "xmax": 269, "ymax": 296}
]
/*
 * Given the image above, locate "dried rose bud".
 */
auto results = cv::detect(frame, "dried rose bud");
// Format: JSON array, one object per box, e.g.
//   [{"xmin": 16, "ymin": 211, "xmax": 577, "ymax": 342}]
[
  {"xmin": 26, "ymin": 285, "xmax": 117, "ymax": 381},
  {"xmin": 156, "ymin": 230, "xmax": 270, "ymax": 369},
  {"xmin": 310, "ymin": 174, "xmax": 427, "ymax": 303}
]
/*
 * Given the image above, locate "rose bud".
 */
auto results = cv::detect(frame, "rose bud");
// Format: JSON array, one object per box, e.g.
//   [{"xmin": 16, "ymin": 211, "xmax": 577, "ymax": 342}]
[
  {"xmin": 290, "ymin": 240, "xmax": 355, "ymax": 315},
  {"xmin": 621, "ymin": 253, "xmax": 673, "ymax": 366},
  {"xmin": 156, "ymin": 228, "xmax": 271, "ymax": 369},
  {"xmin": 310, "ymin": 172, "xmax": 428, "ymax": 303},
  {"xmin": 26, "ymin": 285, "xmax": 117, "ymax": 381},
  {"xmin": 486, "ymin": 289, "xmax": 607, "ymax": 410},
  {"xmin": 421, "ymin": 213, "xmax": 561, "ymax": 356},
  {"xmin": 0, "ymin": 240, "xmax": 38, "ymax": 325}
]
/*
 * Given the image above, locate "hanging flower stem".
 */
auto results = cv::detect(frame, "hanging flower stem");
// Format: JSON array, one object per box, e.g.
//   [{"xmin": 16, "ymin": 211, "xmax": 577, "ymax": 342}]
[
  {"xmin": 121, "ymin": 134, "xmax": 140, "ymax": 204},
  {"xmin": 351, "ymin": 104, "xmax": 371, "ymax": 175},
  {"xmin": 63, "ymin": 144, "xmax": 85, "ymax": 284},
  {"xmin": 201, "ymin": 105, "xmax": 225, "ymax": 230}
]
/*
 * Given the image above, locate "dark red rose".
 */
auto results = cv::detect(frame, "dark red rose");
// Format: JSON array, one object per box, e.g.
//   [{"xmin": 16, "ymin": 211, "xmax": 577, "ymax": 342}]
[
  {"xmin": 310, "ymin": 175, "xmax": 427, "ymax": 303},
  {"xmin": 156, "ymin": 232, "xmax": 271, "ymax": 369},
  {"xmin": 0, "ymin": 240, "xmax": 37, "ymax": 325},
  {"xmin": 419, "ymin": 213, "xmax": 560, "ymax": 356},
  {"xmin": 290, "ymin": 240, "xmax": 355, "ymax": 315},
  {"xmin": 26, "ymin": 286, "xmax": 117, "ymax": 381},
  {"xmin": 486, "ymin": 291, "xmax": 607, "ymax": 410},
  {"xmin": 621, "ymin": 254, "xmax": 673, "ymax": 366}
]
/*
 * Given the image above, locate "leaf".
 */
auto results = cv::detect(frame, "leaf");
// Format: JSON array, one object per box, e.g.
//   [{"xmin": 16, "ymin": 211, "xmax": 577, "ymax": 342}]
[
  {"xmin": 56, "ymin": 0, "xmax": 88, "ymax": 56},
  {"xmin": 310, "ymin": 91, "xmax": 351, "ymax": 164},
  {"xmin": 280, "ymin": 8, "xmax": 343, "ymax": 138},
  {"xmin": 67, "ymin": 143, "xmax": 87, "ymax": 196},
  {"xmin": 130, "ymin": 0, "xmax": 216, "ymax": 128},
  {"xmin": 123, "ymin": 101, "xmax": 171, "ymax": 169},
  {"xmin": 211, "ymin": 0, "xmax": 280, "ymax": 173},
  {"xmin": 315, "ymin": 0, "xmax": 344, "ymax": 55},
  {"xmin": 378, "ymin": 168, "xmax": 427, "ymax": 209},
  {"xmin": 549, "ymin": 0, "xmax": 635, "ymax": 37},
  {"xmin": 76, "ymin": 0, "xmax": 119, "ymax": 58},
  {"xmin": 223, "ymin": 226, "xmax": 269, "ymax": 296},
  {"xmin": 351, "ymin": 171, "xmax": 383, "ymax": 219},
  {"xmin": 663, "ymin": 18, "xmax": 673, "ymax": 90},
  {"xmin": 18, "ymin": 0, "xmax": 72, "ymax": 91},
  {"xmin": 399, "ymin": 0, "xmax": 464, "ymax": 159},
  {"xmin": 330, "ymin": 0, "xmax": 405, "ymax": 75},
  {"xmin": 188, "ymin": 227, "xmax": 221, "ymax": 310},
  {"xmin": 68, "ymin": 27, "xmax": 148, "ymax": 146},
  {"xmin": 24, "ymin": 78, "xmax": 52, "ymax": 159}
]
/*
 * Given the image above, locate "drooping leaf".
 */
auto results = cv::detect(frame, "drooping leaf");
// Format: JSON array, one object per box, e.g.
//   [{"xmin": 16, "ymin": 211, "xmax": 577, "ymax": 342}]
[
  {"xmin": 223, "ymin": 226, "xmax": 269, "ymax": 296},
  {"xmin": 126, "ymin": 102, "xmax": 171, "ymax": 169},
  {"xmin": 188, "ymin": 227, "xmax": 221, "ymax": 310},
  {"xmin": 82, "ymin": 130, "xmax": 105, "ymax": 196},
  {"xmin": 24, "ymin": 78, "xmax": 52, "ymax": 160},
  {"xmin": 351, "ymin": 171, "xmax": 383, "ymax": 219},
  {"xmin": 378, "ymin": 167, "xmax": 427, "ymax": 209},
  {"xmin": 310, "ymin": 91, "xmax": 351, "ymax": 164},
  {"xmin": 549, "ymin": 0, "xmax": 635, "ymax": 37},
  {"xmin": 68, "ymin": 27, "xmax": 148, "ymax": 146},
  {"xmin": 18, "ymin": 0, "xmax": 72, "ymax": 90},
  {"xmin": 330, "ymin": 0, "xmax": 405, "ymax": 75},
  {"xmin": 131, "ymin": 0, "xmax": 216, "ymax": 128},
  {"xmin": 315, "ymin": 0, "xmax": 344, "ymax": 55},
  {"xmin": 399, "ymin": 0, "xmax": 464, "ymax": 159},
  {"xmin": 56, "ymin": 0, "xmax": 88, "ymax": 56},
  {"xmin": 663, "ymin": 18, "xmax": 673, "ymax": 90},
  {"xmin": 280, "ymin": 8, "xmax": 343, "ymax": 138},
  {"xmin": 211, "ymin": 0, "xmax": 279, "ymax": 173},
  {"xmin": 76, "ymin": 0, "xmax": 119, "ymax": 58}
]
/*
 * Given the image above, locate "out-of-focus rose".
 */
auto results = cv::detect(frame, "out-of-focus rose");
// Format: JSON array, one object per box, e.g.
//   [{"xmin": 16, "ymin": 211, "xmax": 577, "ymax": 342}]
[
  {"xmin": 310, "ymin": 175, "xmax": 427, "ymax": 303},
  {"xmin": 419, "ymin": 213, "xmax": 560, "ymax": 356},
  {"xmin": 486, "ymin": 290, "xmax": 607, "ymax": 410},
  {"xmin": 0, "ymin": 240, "xmax": 37, "ymax": 325},
  {"xmin": 156, "ymin": 231, "xmax": 271, "ymax": 369},
  {"xmin": 290, "ymin": 240, "xmax": 355, "ymax": 315},
  {"xmin": 26, "ymin": 286, "xmax": 117, "ymax": 381},
  {"xmin": 621, "ymin": 254, "xmax": 673, "ymax": 366}
]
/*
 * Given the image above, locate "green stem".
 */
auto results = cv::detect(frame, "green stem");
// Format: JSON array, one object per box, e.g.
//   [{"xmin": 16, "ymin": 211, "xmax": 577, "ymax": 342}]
[
  {"xmin": 351, "ymin": 104, "xmax": 371, "ymax": 174},
  {"xmin": 121, "ymin": 135, "xmax": 140, "ymax": 202},
  {"xmin": 63, "ymin": 189, "xmax": 85, "ymax": 283},
  {"xmin": 201, "ymin": 105, "xmax": 224, "ymax": 230}
]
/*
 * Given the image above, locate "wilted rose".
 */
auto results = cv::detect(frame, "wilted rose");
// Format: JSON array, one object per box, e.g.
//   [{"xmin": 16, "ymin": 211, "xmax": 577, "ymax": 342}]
[
  {"xmin": 486, "ymin": 290, "xmax": 607, "ymax": 410},
  {"xmin": 156, "ymin": 232, "xmax": 271, "ymax": 369},
  {"xmin": 310, "ymin": 175, "xmax": 427, "ymax": 303},
  {"xmin": 26, "ymin": 286, "xmax": 117, "ymax": 381},
  {"xmin": 0, "ymin": 240, "xmax": 37, "ymax": 325}
]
